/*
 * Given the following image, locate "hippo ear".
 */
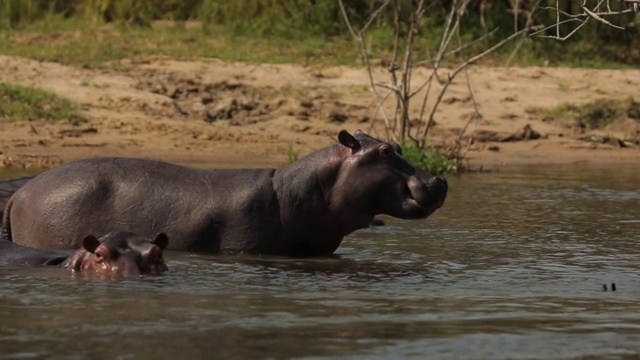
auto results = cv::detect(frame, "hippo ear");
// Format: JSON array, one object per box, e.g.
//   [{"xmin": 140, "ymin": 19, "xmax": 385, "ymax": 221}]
[
  {"xmin": 391, "ymin": 142, "xmax": 403, "ymax": 155},
  {"xmin": 153, "ymin": 232, "xmax": 169, "ymax": 250},
  {"xmin": 338, "ymin": 130, "xmax": 360, "ymax": 151},
  {"xmin": 81, "ymin": 235, "xmax": 100, "ymax": 253}
]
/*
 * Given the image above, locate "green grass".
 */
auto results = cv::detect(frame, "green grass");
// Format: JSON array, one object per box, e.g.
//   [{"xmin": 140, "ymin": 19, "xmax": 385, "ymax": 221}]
[
  {"xmin": 498, "ymin": 37, "xmax": 638, "ymax": 69},
  {"xmin": 0, "ymin": 0, "xmax": 638, "ymax": 69},
  {"xmin": 0, "ymin": 18, "xmax": 360, "ymax": 68},
  {"xmin": 0, "ymin": 82, "xmax": 83, "ymax": 122},
  {"xmin": 529, "ymin": 98, "xmax": 638, "ymax": 130},
  {"xmin": 1, "ymin": 16, "xmax": 636, "ymax": 71}
]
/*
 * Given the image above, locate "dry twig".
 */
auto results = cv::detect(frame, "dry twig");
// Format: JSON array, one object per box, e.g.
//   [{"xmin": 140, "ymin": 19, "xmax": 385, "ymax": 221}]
[
  {"xmin": 532, "ymin": 0, "xmax": 639, "ymax": 40},
  {"xmin": 339, "ymin": 0, "xmax": 542, "ymax": 167}
]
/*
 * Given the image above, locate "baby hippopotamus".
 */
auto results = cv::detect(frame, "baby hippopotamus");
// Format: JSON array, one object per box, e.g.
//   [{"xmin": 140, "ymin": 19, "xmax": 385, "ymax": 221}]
[{"xmin": 0, "ymin": 230, "xmax": 169, "ymax": 278}]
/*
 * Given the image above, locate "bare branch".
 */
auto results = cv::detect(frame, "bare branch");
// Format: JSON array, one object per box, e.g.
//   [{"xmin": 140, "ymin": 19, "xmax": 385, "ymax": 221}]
[
  {"xmin": 453, "ymin": 24, "xmax": 482, "ymax": 161},
  {"xmin": 338, "ymin": 0, "xmax": 396, "ymax": 140},
  {"xmin": 534, "ymin": 19, "xmax": 589, "ymax": 41},
  {"xmin": 421, "ymin": 26, "xmax": 534, "ymax": 142},
  {"xmin": 411, "ymin": 0, "xmax": 469, "ymax": 141},
  {"xmin": 338, "ymin": 0, "xmax": 358, "ymax": 40},
  {"xmin": 338, "ymin": 0, "xmax": 392, "ymax": 39},
  {"xmin": 361, "ymin": 0, "xmax": 392, "ymax": 35},
  {"xmin": 368, "ymin": 89, "xmax": 395, "ymax": 137},
  {"xmin": 342, "ymin": 0, "xmax": 548, "ymax": 171},
  {"xmin": 359, "ymin": 38, "xmax": 395, "ymax": 141},
  {"xmin": 399, "ymin": 0, "xmax": 426, "ymax": 140},
  {"xmin": 374, "ymin": 82, "xmax": 400, "ymax": 92},
  {"xmin": 413, "ymin": 30, "xmax": 495, "ymax": 68},
  {"xmin": 411, "ymin": 28, "xmax": 498, "ymax": 98},
  {"xmin": 507, "ymin": 0, "xmax": 543, "ymax": 66},
  {"xmin": 529, "ymin": 18, "xmax": 586, "ymax": 38},
  {"xmin": 582, "ymin": 5, "xmax": 626, "ymax": 29},
  {"xmin": 433, "ymin": 0, "xmax": 468, "ymax": 71},
  {"xmin": 534, "ymin": 0, "xmax": 638, "ymax": 40}
]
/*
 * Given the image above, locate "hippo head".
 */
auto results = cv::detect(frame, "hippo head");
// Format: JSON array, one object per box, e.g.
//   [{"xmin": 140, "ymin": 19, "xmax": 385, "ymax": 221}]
[
  {"xmin": 332, "ymin": 130, "xmax": 447, "ymax": 226},
  {"xmin": 66, "ymin": 231, "xmax": 169, "ymax": 278}
]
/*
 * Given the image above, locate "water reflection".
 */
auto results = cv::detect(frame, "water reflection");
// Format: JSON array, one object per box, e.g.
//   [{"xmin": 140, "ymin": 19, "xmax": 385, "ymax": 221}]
[{"xmin": 1, "ymin": 165, "xmax": 640, "ymax": 359}]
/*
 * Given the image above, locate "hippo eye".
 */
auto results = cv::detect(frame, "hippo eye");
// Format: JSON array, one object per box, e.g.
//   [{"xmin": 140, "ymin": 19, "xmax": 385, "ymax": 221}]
[{"xmin": 379, "ymin": 145, "xmax": 393, "ymax": 158}]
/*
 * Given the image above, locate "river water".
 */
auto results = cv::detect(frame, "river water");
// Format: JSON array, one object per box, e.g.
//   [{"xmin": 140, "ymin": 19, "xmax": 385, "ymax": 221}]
[{"xmin": 1, "ymin": 164, "xmax": 639, "ymax": 359}]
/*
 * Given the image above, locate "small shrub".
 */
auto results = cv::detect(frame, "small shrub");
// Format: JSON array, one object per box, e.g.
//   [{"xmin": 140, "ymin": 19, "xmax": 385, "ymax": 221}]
[
  {"xmin": 628, "ymin": 99, "xmax": 640, "ymax": 120},
  {"xmin": 579, "ymin": 99, "xmax": 622, "ymax": 129},
  {"xmin": 400, "ymin": 141, "xmax": 457, "ymax": 176},
  {"xmin": 0, "ymin": 82, "xmax": 83, "ymax": 123},
  {"xmin": 529, "ymin": 98, "xmax": 633, "ymax": 129}
]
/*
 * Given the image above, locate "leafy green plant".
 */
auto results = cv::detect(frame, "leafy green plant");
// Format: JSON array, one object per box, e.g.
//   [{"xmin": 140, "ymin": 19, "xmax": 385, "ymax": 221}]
[
  {"xmin": 286, "ymin": 143, "xmax": 299, "ymax": 164},
  {"xmin": 0, "ymin": 82, "xmax": 83, "ymax": 123},
  {"xmin": 400, "ymin": 141, "xmax": 457, "ymax": 176}
]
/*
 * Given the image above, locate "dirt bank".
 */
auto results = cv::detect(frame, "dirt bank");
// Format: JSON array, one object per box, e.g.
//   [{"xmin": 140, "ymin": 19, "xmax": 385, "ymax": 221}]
[{"xmin": 1, "ymin": 55, "xmax": 638, "ymax": 171}]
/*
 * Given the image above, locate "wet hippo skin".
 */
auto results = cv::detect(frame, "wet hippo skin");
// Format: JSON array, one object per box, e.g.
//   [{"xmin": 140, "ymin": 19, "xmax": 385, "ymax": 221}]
[
  {"xmin": 3, "ymin": 130, "xmax": 447, "ymax": 257},
  {"xmin": 0, "ymin": 176, "xmax": 34, "ymax": 221},
  {"xmin": 0, "ymin": 231, "xmax": 169, "ymax": 277}
]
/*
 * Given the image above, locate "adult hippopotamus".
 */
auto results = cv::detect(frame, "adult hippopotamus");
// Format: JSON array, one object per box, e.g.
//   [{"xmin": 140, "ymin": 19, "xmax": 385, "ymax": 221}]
[
  {"xmin": 0, "ymin": 230, "xmax": 169, "ymax": 277},
  {"xmin": 3, "ymin": 130, "xmax": 447, "ymax": 256}
]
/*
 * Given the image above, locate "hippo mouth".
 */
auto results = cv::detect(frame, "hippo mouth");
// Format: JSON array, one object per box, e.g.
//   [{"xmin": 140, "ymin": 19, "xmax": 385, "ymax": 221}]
[{"xmin": 405, "ymin": 176, "xmax": 448, "ymax": 217}]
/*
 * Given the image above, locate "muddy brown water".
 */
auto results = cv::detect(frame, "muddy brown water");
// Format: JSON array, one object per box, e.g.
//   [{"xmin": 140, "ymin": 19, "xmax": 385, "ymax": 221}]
[{"xmin": 1, "ymin": 164, "xmax": 639, "ymax": 359}]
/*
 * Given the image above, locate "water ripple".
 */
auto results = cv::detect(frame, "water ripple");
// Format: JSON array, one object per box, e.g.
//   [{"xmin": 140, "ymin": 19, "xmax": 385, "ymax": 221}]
[{"xmin": 1, "ymin": 165, "xmax": 640, "ymax": 358}]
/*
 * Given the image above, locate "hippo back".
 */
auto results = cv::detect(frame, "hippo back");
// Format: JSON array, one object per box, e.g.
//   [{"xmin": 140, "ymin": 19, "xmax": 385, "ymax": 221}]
[
  {"xmin": 0, "ymin": 239, "xmax": 69, "ymax": 267},
  {"xmin": 4, "ymin": 157, "xmax": 279, "ymax": 252}
]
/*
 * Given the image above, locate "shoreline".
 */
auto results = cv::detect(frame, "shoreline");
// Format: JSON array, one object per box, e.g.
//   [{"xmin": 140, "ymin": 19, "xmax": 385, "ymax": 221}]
[{"xmin": 0, "ymin": 56, "xmax": 638, "ymax": 175}]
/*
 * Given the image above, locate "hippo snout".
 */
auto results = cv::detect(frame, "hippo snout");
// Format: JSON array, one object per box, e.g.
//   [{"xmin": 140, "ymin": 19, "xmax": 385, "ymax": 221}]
[
  {"xmin": 408, "ymin": 175, "xmax": 448, "ymax": 212},
  {"xmin": 121, "ymin": 261, "xmax": 143, "ymax": 277}
]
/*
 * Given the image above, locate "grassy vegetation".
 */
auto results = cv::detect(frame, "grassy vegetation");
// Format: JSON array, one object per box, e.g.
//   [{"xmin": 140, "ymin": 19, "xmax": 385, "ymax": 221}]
[
  {"xmin": 0, "ymin": 82, "xmax": 83, "ymax": 123},
  {"xmin": 529, "ymin": 98, "xmax": 639, "ymax": 130},
  {"xmin": 286, "ymin": 143, "xmax": 299, "ymax": 164},
  {"xmin": 400, "ymin": 141, "xmax": 457, "ymax": 176},
  {"xmin": 0, "ymin": 1, "xmax": 637, "ymax": 69},
  {"xmin": 0, "ymin": 19, "xmax": 361, "ymax": 68}
]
